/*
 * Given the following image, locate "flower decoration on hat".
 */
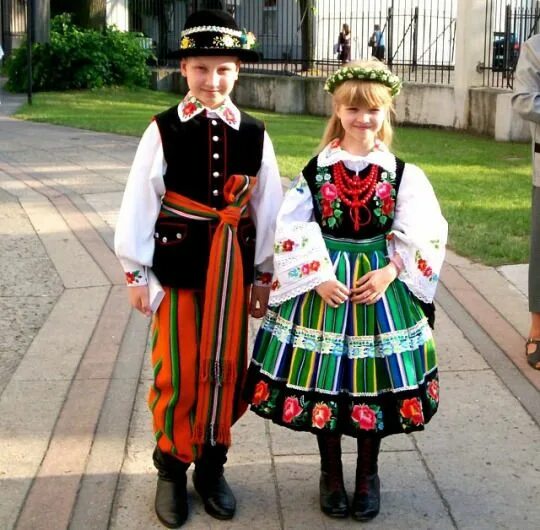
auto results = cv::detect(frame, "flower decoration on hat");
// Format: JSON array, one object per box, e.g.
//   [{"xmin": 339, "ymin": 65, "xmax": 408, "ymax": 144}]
[
  {"xmin": 324, "ymin": 66, "xmax": 402, "ymax": 96},
  {"xmin": 176, "ymin": 10, "xmax": 259, "ymax": 61}
]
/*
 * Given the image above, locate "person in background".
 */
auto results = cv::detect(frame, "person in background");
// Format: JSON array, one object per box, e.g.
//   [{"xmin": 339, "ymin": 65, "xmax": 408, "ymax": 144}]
[
  {"xmin": 114, "ymin": 8, "xmax": 283, "ymax": 528},
  {"xmin": 369, "ymin": 24, "xmax": 386, "ymax": 62},
  {"xmin": 338, "ymin": 23, "xmax": 352, "ymax": 64},
  {"xmin": 512, "ymin": 33, "xmax": 540, "ymax": 370},
  {"xmin": 244, "ymin": 60, "xmax": 447, "ymax": 522}
]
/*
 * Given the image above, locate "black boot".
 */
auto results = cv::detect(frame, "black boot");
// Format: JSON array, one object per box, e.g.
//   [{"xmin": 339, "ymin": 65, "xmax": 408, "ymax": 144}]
[
  {"xmin": 153, "ymin": 448, "xmax": 189, "ymax": 528},
  {"xmin": 193, "ymin": 444, "xmax": 236, "ymax": 520},
  {"xmin": 317, "ymin": 434, "xmax": 349, "ymax": 518},
  {"xmin": 352, "ymin": 437, "xmax": 381, "ymax": 522}
]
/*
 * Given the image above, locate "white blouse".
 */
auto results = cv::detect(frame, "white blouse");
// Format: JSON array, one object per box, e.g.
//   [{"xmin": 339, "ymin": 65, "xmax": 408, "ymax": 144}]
[
  {"xmin": 114, "ymin": 97, "xmax": 283, "ymax": 296},
  {"xmin": 270, "ymin": 144, "xmax": 447, "ymax": 305}
]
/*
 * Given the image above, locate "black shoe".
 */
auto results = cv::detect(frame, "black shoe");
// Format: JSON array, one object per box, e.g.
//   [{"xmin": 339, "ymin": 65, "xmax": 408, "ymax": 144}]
[
  {"xmin": 351, "ymin": 473, "xmax": 380, "ymax": 521},
  {"xmin": 192, "ymin": 469, "xmax": 236, "ymax": 520},
  {"xmin": 319, "ymin": 471, "xmax": 349, "ymax": 518},
  {"xmin": 154, "ymin": 475, "xmax": 188, "ymax": 528}
]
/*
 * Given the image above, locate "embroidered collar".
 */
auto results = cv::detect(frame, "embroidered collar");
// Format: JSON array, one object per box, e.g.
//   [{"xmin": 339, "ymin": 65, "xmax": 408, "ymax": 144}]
[
  {"xmin": 178, "ymin": 94, "xmax": 241, "ymax": 130},
  {"xmin": 317, "ymin": 139, "xmax": 396, "ymax": 173}
]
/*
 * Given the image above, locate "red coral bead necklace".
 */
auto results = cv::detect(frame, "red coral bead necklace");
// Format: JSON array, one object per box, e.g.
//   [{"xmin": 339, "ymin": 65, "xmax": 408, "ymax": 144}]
[{"xmin": 332, "ymin": 161, "xmax": 379, "ymax": 230}]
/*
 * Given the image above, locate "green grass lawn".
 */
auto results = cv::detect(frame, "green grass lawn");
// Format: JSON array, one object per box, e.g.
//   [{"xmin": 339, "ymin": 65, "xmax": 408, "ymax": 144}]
[{"xmin": 13, "ymin": 86, "xmax": 532, "ymax": 266}]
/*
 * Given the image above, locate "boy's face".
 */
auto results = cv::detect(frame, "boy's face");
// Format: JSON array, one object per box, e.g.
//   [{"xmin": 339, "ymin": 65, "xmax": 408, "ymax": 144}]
[{"xmin": 181, "ymin": 56, "xmax": 240, "ymax": 109}]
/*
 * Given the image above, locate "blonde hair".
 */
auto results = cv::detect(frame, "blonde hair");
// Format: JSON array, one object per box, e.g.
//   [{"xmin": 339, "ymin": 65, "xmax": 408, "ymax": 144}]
[{"xmin": 319, "ymin": 59, "xmax": 396, "ymax": 152}]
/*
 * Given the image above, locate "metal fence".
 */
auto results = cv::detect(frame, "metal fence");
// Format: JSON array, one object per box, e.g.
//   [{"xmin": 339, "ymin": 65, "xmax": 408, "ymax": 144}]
[
  {"xmin": 127, "ymin": 0, "xmax": 457, "ymax": 84},
  {"xmin": 480, "ymin": 0, "xmax": 540, "ymax": 88}
]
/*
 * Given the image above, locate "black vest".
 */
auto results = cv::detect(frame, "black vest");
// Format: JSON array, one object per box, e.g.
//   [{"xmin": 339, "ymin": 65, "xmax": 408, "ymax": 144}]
[{"xmin": 152, "ymin": 105, "xmax": 265, "ymax": 288}]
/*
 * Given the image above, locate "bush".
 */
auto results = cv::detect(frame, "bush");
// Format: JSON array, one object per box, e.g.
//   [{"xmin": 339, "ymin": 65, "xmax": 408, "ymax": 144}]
[{"xmin": 6, "ymin": 14, "xmax": 153, "ymax": 92}]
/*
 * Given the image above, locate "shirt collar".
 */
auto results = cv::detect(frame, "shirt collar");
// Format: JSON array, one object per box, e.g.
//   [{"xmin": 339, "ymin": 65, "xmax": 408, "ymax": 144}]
[
  {"xmin": 317, "ymin": 139, "xmax": 397, "ymax": 173},
  {"xmin": 177, "ymin": 94, "xmax": 241, "ymax": 130}
]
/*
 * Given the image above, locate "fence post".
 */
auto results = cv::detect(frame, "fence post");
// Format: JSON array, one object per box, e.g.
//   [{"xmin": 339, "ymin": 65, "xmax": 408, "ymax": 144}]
[
  {"xmin": 412, "ymin": 6, "xmax": 418, "ymax": 68},
  {"xmin": 454, "ymin": 0, "xmax": 485, "ymax": 128},
  {"xmin": 106, "ymin": 0, "xmax": 129, "ymax": 31},
  {"xmin": 387, "ymin": 6, "xmax": 393, "ymax": 67}
]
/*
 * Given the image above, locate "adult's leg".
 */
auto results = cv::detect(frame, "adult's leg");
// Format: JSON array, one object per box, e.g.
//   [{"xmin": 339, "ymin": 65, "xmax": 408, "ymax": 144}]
[{"xmin": 527, "ymin": 186, "xmax": 540, "ymax": 368}]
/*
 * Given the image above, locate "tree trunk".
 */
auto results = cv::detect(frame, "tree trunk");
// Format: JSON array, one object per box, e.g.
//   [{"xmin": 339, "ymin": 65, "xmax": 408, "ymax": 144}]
[
  {"xmin": 50, "ymin": 0, "xmax": 105, "ymax": 29},
  {"xmin": 298, "ymin": 0, "xmax": 314, "ymax": 71}
]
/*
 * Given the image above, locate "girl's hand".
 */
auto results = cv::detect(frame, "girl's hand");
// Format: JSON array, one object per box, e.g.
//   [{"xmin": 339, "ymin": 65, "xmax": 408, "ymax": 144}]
[
  {"xmin": 127, "ymin": 285, "xmax": 152, "ymax": 316},
  {"xmin": 250, "ymin": 285, "xmax": 271, "ymax": 318},
  {"xmin": 350, "ymin": 264, "xmax": 398, "ymax": 305},
  {"xmin": 315, "ymin": 280, "xmax": 350, "ymax": 308}
]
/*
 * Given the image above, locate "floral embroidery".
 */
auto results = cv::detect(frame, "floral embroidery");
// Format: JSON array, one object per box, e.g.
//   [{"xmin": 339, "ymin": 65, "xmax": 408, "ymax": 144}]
[
  {"xmin": 256, "ymin": 270, "xmax": 272, "ymax": 285},
  {"xmin": 180, "ymin": 36, "xmax": 195, "ymax": 49},
  {"xmin": 315, "ymin": 166, "xmax": 343, "ymax": 228},
  {"xmin": 281, "ymin": 239, "xmax": 295, "ymax": 252},
  {"xmin": 399, "ymin": 397, "xmax": 425, "ymax": 428},
  {"xmin": 213, "ymin": 34, "xmax": 240, "ymax": 49},
  {"xmin": 351, "ymin": 403, "xmax": 383, "ymax": 431},
  {"xmin": 126, "ymin": 270, "xmax": 143, "ymax": 285},
  {"xmin": 180, "ymin": 96, "xmax": 203, "ymax": 121},
  {"xmin": 312, "ymin": 402, "xmax": 337, "ymax": 430},
  {"xmin": 415, "ymin": 251, "xmax": 438, "ymax": 281},
  {"xmin": 252, "ymin": 380, "xmax": 270, "ymax": 406},
  {"xmin": 222, "ymin": 107, "xmax": 237, "ymax": 125},
  {"xmin": 288, "ymin": 260, "xmax": 323, "ymax": 279},
  {"xmin": 373, "ymin": 170, "xmax": 396, "ymax": 224},
  {"xmin": 282, "ymin": 396, "xmax": 304, "ymax": 423},
  {"xmin": 427, "ymin": 379, "xmax": 439, "ymax": 407},
  {"xmin": 271, "ymin": 279, "xmax": 281, "ymax": 290}
]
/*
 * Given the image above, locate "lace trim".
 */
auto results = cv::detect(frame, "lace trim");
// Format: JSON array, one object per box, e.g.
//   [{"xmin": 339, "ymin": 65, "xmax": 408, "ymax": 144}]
[
  {"xmin": 268, "ymin": 274, "xmax": 333, "ymax": 306},
  {"xmin": 261, "ymin": 310, "xmax": 433, "ymax": 358}
]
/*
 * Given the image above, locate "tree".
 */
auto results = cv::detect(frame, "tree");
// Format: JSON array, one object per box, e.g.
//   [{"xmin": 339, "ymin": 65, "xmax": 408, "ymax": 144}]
[{"xmin": 298, "ymin": 0, "xmax": 315, "ymax": 71}]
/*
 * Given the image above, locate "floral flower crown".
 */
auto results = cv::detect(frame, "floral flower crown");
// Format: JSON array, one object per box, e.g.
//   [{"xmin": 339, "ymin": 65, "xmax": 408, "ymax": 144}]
[{"xmin": 324, "ymin": 66, "xmax": 402, "ymax": 97}]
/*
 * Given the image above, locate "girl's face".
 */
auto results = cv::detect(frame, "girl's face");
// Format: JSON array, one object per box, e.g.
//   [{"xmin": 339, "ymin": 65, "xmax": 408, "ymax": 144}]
[
  {"xmin": 181, "ymin": 56, "xmax": 240, "ymax": 109},
  {"xmin": 336, "ymin": 102, "xmax": 386, "ymax": 148}
]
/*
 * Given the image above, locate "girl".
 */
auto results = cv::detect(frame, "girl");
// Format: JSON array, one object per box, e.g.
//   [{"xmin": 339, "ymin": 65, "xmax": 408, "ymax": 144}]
[{"xmin": 244, "ymin": 60, "xmax": 447, "ymax": 522}]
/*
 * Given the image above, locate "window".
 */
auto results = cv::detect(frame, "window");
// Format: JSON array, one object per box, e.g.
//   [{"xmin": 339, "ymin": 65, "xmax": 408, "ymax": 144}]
[{"xmin": 263, "ymin": 0, "xmax": 277, "ymax": 36}]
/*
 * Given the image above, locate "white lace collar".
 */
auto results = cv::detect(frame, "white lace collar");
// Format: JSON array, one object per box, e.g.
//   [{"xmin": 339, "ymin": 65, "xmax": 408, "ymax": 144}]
[{"xmin": 317, "ymin": 139, "xmax": 397, "ymax": 173}]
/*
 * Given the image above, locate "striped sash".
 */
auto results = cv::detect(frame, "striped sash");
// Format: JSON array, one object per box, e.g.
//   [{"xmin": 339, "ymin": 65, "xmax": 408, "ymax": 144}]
[{"xmin": 159, "ymin": 174, "xmax": 257, "ymax": 446}]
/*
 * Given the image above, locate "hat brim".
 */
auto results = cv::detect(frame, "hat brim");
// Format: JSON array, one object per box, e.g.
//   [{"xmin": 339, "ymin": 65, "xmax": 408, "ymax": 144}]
[{"xmin": 170, "ymin": 48, "xmax": 260, "ymax": 62}]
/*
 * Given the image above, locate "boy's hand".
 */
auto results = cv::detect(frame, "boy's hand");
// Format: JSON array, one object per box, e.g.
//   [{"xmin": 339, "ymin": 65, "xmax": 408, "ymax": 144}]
[
  {"xmin": 250, "ymin": 285, "xmax": 271, "ymax": 318},
  {"xmin": 350, "ymin": 265, "xmax": 397, "ymax": 305},
  {"xmin": 127, "ymin": 285, "xmax": 152, "ymax": 316},
  {"xmin": 315, "ymin": 280, "xmax": 350, "ymax": 307}
]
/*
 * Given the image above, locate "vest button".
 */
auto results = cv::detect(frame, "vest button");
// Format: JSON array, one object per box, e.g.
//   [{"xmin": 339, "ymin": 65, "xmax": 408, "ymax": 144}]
[
  {"xmin": 211, "ymin": 120, "xmax": 218, "ymax": 126},
  {"xmin": 154, "ymin": 232, "xmax": 159, "ymax": 238},
  {"xmin": 162, "ymin": 236, "xmax": 168, "ymax": 243},
  {"xmin": 212, "ymin": 189, "xmax": 219, "ymax": 196},
  {"xmin": 213, "ymin": 171, "xmax": 220, "ymax": 177},
  {"xmin": 213, "ymin": 153, "xmax": 220, "ymax": 159},
  {"xmin": 176, "ymin": 233, "xmax": 182, "ymax": 239},
  {"xmin": 212, "ymin": 135, "xmax": 219, "ymax": 142}
]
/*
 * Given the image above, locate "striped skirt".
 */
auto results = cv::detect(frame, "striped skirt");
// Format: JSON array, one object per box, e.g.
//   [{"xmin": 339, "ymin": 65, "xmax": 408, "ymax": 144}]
[{"xmin": 244, "ymin": 235, "xmax": 439, "ymax": 438}]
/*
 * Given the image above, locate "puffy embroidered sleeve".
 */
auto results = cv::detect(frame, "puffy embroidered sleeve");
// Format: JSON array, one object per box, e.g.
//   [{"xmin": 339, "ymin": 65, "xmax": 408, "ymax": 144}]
[
  {"xmin": 250, "ymin": 130, "xmax": 284, "ymax": 286},
  {"xmin": 386, "ymin": 163, "xmax": 447, "ymax": 303},
  {"xmin": 269, "ymin": 174, "xmax": 336, "ymax": 306},
  {"xmin": 114, "ymin": 121, "xmax": 166, "ymax": 286}
]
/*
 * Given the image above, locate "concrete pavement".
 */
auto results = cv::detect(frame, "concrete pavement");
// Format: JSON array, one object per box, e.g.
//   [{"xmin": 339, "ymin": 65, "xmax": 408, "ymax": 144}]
[{"xmin": 1, "ymin": 86, "xmax": 539, "ymax": 530}]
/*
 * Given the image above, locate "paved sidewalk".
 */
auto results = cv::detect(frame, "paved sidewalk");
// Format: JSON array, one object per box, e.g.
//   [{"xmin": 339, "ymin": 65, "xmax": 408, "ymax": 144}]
[{"xmin": 0, "ymin": 87, "xmax": 539, "ymax": 530}]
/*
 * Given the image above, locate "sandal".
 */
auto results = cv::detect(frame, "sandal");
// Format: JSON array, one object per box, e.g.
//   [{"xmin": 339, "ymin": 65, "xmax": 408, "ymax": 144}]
[{"xmin": 525, "ymin": 338, "xmax": 540, "ymax": 369}]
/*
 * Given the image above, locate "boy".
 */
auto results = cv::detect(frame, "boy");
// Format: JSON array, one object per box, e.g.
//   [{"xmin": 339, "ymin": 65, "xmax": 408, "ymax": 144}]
[{"xmin": 114, "ymin": 9, "xmax": 282, "ymax": 528}]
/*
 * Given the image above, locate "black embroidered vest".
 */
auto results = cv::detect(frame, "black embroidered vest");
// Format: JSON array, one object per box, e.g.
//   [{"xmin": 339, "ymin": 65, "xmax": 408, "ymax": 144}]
[
  {"xmin": 152, "ymin": 105, "xmax": 265, "ymax": 288},
  {"xmin": 302, "ymin": 155, "xmax": 405, "ymax": 240}
]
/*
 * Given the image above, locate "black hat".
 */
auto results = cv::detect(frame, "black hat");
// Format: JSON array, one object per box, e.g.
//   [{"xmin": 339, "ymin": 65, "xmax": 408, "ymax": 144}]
[{"xmin": 176, "ymin": 9, "xmax": 259, "ymax": 62}]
